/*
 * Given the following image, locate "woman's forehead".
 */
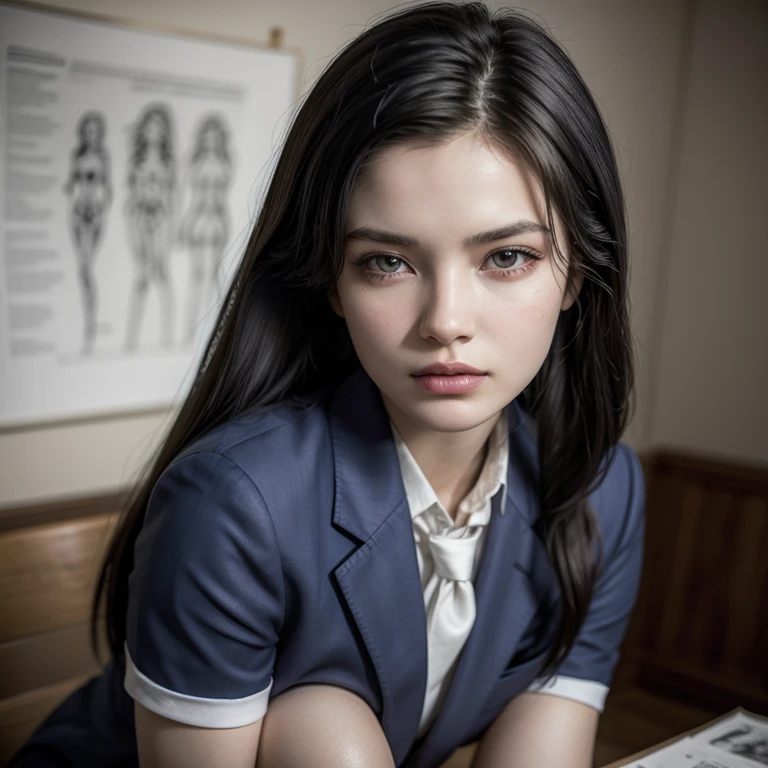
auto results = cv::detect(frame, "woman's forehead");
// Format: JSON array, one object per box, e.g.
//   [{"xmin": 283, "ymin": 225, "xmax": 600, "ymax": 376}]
[{"xmin": 347, "ymin": 133, "xmax": 554, "ymax": 245}]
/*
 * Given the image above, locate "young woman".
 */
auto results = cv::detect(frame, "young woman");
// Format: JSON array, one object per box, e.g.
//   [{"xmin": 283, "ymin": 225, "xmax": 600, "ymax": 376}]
[{"xmin": 9, "ymin": 3, "xmax": 644, "ymax": 767}]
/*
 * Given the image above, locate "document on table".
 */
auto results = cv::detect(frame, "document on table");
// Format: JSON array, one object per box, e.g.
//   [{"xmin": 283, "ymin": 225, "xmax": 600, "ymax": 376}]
[{"xmin": 623, "ymin": 711, "xmax": 768, "ymax": 768}]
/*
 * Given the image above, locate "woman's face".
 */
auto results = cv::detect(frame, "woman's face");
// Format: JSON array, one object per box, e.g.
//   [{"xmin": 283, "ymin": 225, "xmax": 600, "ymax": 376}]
[{"xmin": 329, "ymin": 130, "xmax": 581, "ymax": 434}]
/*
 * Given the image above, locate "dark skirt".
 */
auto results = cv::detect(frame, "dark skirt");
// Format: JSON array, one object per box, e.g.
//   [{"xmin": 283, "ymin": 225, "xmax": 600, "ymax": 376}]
[{"xmin": 7, "ymin": 659, "xmax": 138, "ymax": 767}]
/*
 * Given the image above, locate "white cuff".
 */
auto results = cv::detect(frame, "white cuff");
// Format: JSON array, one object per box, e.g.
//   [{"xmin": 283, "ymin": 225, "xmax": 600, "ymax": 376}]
[
  {"xmin": 525, "ymin": 675, "xmax": 609, "ymax": 712},
  {"xmin": 124, "ymin": 642, "xmax": 272, "ymax": 728}
]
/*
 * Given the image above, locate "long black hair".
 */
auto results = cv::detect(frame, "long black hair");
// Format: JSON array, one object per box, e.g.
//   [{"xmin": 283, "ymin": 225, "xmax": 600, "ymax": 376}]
[{"xmin": 92, "ymin": 1, "xmax": 634, "ymax": 682}]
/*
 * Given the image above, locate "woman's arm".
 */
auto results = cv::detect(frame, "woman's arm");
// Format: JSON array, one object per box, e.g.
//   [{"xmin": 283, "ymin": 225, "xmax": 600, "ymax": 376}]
[
  {"xmin": 135, "ymin": 702, "xmax": 264, "ymax": 768},
  {"xmin": 125, "ymin": 452, "xmax": 283, "ymax": 751},
  {"xmin": 470, "ymin": 692, "xmax": 599, "ymax": 768}
]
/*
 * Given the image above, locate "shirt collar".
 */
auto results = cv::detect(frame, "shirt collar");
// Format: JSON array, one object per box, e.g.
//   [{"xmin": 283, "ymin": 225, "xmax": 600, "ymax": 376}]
[{"xmin": 390, "ymin": 408, "xmax": 510, "ymax": 526}]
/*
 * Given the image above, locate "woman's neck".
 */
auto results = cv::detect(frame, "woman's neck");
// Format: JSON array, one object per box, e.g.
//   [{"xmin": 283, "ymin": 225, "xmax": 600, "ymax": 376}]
[{"xmin": 382, "ymin": 395, "xmax": 502, "ymax": 521}]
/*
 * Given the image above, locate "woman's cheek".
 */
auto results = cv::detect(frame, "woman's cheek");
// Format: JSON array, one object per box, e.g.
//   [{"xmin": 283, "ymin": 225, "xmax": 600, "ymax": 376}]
[
  {"xmin": 354, "ymin": 294, "xmax": 404, "ymax": 336},
  {"xmin": 344, "ymin": 303, "xmax": 395, "ymax": 357},
  {"xmin": 498, "ymin": 301, "xmax": 560, "ymax": 363}
]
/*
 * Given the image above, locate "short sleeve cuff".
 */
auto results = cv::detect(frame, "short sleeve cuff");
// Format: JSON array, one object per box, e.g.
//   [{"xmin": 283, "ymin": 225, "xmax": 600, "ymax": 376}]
[
  {"xmin": 525, "ymin": 675, "xmax": 609, "ymax": 712},
  {"xmin": 124, "ymin": 643, "xmax": 272, "ymax": 728}
]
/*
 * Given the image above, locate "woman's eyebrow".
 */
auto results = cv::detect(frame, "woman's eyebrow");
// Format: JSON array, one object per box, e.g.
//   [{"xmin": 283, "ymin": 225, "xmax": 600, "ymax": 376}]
[{"xmin": 344, "ymin": 219, "xmax": 551, "ymax": 248}]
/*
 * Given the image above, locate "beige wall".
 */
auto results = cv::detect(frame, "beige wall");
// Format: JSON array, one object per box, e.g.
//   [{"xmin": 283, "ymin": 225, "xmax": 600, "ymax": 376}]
[
  {"xmin": 648, "ymin": 0, "xmax": 768, "ymax": 466},
  {"xmin": 3, "ymin": 0, "xmax": 762, "ymax": 508}
]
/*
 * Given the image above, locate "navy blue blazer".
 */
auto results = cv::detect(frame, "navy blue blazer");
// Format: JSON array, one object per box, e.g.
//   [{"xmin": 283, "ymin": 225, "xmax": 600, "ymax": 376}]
[{"xmin": 9, "ymin": 365, "xmax": 645, "ymax": 768}]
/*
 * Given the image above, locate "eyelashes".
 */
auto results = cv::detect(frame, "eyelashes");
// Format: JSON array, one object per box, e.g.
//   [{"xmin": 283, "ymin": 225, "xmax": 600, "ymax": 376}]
[{"xmin": 351, "ymin": 246, "xmax": 542, "ymax": 282}]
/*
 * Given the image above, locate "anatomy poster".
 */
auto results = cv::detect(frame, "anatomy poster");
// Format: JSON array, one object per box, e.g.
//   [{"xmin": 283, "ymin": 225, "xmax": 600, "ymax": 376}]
[{"xmin": 0, "ymin": 3, "xmax": 299, "ymax": 426}]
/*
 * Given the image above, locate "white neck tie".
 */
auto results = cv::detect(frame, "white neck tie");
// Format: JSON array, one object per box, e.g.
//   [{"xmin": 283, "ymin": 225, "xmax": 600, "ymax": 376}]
[{"xmin": 417, "ymin": 520, "xmax": 484, "ymax": 737}]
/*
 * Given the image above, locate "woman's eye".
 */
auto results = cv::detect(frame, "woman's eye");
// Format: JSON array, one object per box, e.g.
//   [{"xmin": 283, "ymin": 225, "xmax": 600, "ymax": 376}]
[
  {"xmin": 371, "ymin": 255, "xmax": 405, "ymax": 273},
  {"xmin": 487, "ymin": 247, "xmax": 528, "ymax": 269}
]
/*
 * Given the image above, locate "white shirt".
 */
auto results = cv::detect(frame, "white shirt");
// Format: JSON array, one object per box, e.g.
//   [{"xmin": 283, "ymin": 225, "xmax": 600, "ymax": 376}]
[{"xmin": 390, "ymin": 408, "xmax": 609, "ymax": 737}]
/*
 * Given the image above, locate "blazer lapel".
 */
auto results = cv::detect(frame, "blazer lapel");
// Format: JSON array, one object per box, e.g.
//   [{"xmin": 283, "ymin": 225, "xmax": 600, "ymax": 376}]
[
  {"xmin": 329, "ymin": 367, "xmax": 428, "ymax": 765},
  {"xmin": 404, "ymin": 404, "xmax": 556, "ymax": 768}
]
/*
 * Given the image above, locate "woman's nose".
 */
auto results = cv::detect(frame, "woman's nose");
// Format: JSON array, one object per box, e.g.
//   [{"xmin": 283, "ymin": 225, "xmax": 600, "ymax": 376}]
[{"xmin": 418, "ymin": 270, "xmax": 476, "ymax": 345}]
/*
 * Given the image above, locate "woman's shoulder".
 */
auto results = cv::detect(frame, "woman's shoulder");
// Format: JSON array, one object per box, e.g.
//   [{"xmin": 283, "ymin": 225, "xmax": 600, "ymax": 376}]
[
  {"xmin": 589, "ymin": 441, "xmax": 646, "ymax": 560},
  {"xmin": 171, "ymin": 389, "xmax": 336, "ymax": 489}
]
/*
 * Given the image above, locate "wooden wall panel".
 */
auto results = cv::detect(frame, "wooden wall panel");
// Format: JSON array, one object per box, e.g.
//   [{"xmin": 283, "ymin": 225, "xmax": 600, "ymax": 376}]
[{"xmin": 627, "ymin": 451, "xmax": 768, "ymax": 712}]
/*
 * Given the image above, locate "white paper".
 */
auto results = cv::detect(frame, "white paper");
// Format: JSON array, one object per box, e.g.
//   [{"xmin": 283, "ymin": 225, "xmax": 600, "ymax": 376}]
[
  {"xmin": 622, "ymin": 739, "xmax": 742, "ymax": 767},
  {"xmin": 689, "ymin": 713, "xmax": 768, "ymax": 767},
  {"xmin": 621, "ymin": 712, "xmax": 768, "ymax": 768},
  {"xmin": 0, "ymin": 3, "xmax": 299, "ymax": 425}
]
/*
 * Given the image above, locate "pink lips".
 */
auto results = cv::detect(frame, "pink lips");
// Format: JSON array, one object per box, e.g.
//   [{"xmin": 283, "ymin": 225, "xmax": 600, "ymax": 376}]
[{"xmin": 411, "ymin": 361, "xmax": 487, "ymax": 394}]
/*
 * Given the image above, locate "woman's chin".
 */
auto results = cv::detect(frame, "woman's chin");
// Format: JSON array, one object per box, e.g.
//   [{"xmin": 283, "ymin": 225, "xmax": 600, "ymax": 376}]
[{"xmin": 382, "ymin": 389, "xmax": 507, "ymax": 435}]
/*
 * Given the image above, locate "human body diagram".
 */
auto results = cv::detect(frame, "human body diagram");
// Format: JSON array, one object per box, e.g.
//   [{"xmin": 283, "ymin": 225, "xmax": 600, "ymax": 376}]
[
  {"xmin": 64, "ymin": 112, "xmax": 113, "ymax": 354},
  {"xmin": 124, "ymin": 104, "xmax": 176, "ymax": 351},
  {"xmin": 178, "ymin": 115, "xmax": 233, "ymax": 344}
]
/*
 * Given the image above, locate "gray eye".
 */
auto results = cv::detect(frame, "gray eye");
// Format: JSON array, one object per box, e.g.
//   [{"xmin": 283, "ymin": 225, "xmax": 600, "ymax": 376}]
[
  {"xmin": 375, "ymin": 255, "xmax": 403, "ymax": 273},
  {"xmin": 489, "ymin": 248, "xmax": 523, "ymax": 268}
]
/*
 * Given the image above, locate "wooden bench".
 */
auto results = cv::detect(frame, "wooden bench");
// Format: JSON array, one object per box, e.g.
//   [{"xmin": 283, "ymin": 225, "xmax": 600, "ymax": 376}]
[{"xmin": 0, "ymin": 510, "xmax": 118, "ymax": 765}]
